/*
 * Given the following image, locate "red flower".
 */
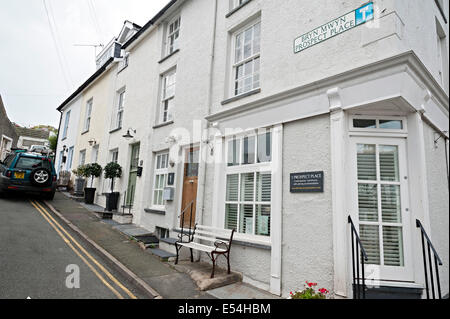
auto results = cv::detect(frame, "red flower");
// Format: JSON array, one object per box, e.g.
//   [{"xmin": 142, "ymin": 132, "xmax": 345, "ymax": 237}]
[{"xmin": 319, "ymin": 288, "xmax": 329, "ymax": 294}]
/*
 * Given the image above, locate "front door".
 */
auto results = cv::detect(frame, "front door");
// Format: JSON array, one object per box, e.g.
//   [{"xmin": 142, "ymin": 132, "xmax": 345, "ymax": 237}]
[
  {"xmin": 350, "ymin": 137, "xmax": 413, "ymax": 282},
  {"xmin": 126, "ymin": 143, "xmax": 140, "ymax": 207},
  {"xmin": 180, "ymin": 147, "xmax": 199, "ymax": 228}
]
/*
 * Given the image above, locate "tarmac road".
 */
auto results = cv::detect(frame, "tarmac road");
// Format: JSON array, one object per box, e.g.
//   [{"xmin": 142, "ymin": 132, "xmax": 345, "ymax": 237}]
[{"xmin": 0, "ymin": 193, "xmax": 148, "ymax": 299}]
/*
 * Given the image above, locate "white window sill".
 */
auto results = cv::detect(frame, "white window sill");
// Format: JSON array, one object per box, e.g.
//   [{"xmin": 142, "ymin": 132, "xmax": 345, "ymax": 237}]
[
  {"xmin": 153, "ymin": 121, "xmax": 174, "ymax": 129},
  {"xmin": 221, "ymin": 88, "xmax": 261, "ymax": 105}
]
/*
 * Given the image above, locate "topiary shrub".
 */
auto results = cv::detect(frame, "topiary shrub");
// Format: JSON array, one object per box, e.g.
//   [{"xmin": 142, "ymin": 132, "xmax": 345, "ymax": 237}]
[{"xmin": 104, "ymin": 162, "xmax": 122, "ymax": 192}]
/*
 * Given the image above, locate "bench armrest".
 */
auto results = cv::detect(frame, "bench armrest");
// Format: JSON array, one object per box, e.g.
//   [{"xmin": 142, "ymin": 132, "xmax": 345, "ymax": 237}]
[
  {"xmin": 177, "ymin": 233, "xmax": 192, "ymax": 243},
  {"xmin": 214, "ymin": 240, "xmax": 229, "ymax": 251}
]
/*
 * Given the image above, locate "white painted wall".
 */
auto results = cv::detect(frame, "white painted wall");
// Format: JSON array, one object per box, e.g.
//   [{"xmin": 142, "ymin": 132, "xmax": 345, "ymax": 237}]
[
  {"xmin": 56, "ymin": 96, "xmax": 82, "ymax": 174},
  {"xmin": 423, "ymin": 122, "xmax": 449, "ymax": 296}
]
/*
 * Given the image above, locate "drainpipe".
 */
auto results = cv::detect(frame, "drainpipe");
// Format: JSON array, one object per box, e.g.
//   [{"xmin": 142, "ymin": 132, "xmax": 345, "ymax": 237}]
[
  {"xmin": 445, "ymin": 136, "xmax": 449, "ymax": 190},
  {"xmin": 199, "ymin": 0, "xmax": 218, "ymax": 228}
]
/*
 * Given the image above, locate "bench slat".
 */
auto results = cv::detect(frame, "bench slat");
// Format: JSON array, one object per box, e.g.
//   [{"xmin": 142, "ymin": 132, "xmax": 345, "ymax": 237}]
[
  {"xmin": 193, "ymin": 235, "xmax": 229, "ymax": 245},
  {"xmin": 194, "ymin": 229, "xmax": 231, "ymax": 240},
  {"xmin": 196, "ymin": 225, "xmax": 233, "ymax": 235},
  {"xmin": 178, "ymin": 242, "xmax": 227, "ymax": 253}
]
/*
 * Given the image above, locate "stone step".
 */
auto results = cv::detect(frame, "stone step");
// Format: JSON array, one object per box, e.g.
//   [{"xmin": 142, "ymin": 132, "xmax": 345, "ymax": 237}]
[
  {"xmin": 160, "ymin": 237, "xmax": 178, "ymax": 245},
  {"xmin": 159, "ymin": 238, "xmax": 191, "ymax": 261},
  {"xmin": 148, "ymin": 248, "xmax": 176, "ymax": 262}
]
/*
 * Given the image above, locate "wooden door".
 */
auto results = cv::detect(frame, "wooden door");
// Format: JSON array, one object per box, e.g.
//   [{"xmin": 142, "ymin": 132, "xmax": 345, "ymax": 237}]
[{"xmin": 180, "ymin": 147, "xmax": 199, "ymax": 228}]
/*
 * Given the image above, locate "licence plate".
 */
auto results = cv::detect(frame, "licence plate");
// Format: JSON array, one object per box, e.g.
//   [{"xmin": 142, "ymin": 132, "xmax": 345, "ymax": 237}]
[{"xmin": 14, "ymin": 172, "xmax": 25, "ymax": 179}]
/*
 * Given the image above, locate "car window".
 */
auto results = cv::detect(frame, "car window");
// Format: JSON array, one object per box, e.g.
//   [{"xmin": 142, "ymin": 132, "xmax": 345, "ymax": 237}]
[
  {"xmin": 4, "ymin": 154, "xmax": 15, "ymax": 167},
  {"xmin": 15, "ymin": 156, "xmax": 51, "ymax": 170}
]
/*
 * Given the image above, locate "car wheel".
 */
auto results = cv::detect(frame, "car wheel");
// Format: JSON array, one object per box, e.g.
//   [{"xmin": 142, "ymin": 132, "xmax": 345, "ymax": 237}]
[{"xmin": 30, "ymin": 168, "xmax": 52, "ymax": 187}]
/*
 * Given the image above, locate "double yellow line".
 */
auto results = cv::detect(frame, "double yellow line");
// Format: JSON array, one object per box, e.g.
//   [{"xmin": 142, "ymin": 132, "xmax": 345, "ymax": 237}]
[{"xmin": 30, "ymin": 200, "xmax": 137, "ymax": 299}]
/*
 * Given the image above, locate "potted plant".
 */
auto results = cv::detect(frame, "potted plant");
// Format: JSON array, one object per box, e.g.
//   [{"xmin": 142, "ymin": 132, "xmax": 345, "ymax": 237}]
[
  {"xmin": 83, "ymin": 163, "xmax": 103, "ymax": 204},
  {"xmin": 104, "ymin": 162, "xmax": 122, "ymax": 211},
  {"xmin": 289, "ymin": 281, "xmax": 329, "ymax": 299},
  {"xmin": 72, "ymin": 165, "xmax": 87, "ymax": 196}
]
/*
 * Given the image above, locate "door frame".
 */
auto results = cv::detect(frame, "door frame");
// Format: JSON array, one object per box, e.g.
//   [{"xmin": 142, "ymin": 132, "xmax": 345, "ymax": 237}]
[
  {"xmin": 175, "ymin": 143, "xmax": 200, "ymax": 228},
  {"xmin": 348, "ymin": 135, "xmax": 414, "ymax": 282}
]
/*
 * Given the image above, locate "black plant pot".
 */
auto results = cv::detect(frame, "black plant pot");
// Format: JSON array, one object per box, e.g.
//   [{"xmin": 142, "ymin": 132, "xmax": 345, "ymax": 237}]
[
  {"xmin": 105, "ymin": 192, "xmax": 120, "ymax": 212},
  {"xmin": 84, "ymin": 188, "xmax": 96, "ymax": 204}
]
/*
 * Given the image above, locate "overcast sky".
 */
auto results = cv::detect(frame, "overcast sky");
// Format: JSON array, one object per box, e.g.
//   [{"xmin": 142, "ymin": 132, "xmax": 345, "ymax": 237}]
[{"xmin": 0, "ymin": 0, "xmax": 169, "ymax": 129}]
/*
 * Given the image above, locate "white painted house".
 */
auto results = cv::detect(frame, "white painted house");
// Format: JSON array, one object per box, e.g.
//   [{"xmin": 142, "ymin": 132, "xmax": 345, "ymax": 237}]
[
  {"xmin": 56, "ymin": 0, "xmax": 449, "ymax": 299},
  {"xmin": 55, "ymin": 95, "xmax": 82, "ymax": 174}
]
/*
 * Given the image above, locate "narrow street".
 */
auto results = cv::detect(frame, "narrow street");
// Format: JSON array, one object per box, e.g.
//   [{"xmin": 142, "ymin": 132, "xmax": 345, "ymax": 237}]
[{"xmin": 0, "ymin": 194, "xmax": 148, "ymax": 299}]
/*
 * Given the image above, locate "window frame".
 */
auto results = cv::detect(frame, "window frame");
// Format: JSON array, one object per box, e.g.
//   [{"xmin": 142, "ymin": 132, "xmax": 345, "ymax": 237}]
[
  {"xmin": 231, "ymin": 0, "xmax": 250, "ymax": 10},
  {"xmin": 230, "ymin": 19, "xmax": 261, "ymax": 98},
  {"xmin": 152, "ymin": 152, "xmax": 169, "ymax": 209},
  {"xmin": 159, "ymin": 69, "xmax": 177, "ymax": 124},
  {"xmin": 112, "ymin": 88, "xmax": 126, "ymax": 130},
  {"xmin": 83, "ymin": 99, "xmax": 93, "ymax": 133},
  {"xmin": 349, "ymin": 115, "xmax": 408, "ymax": 134},
  {"xmin": 224, "ymin": 128, "xmax": 273, "ymax": 239},
  {"xmin": 103, "ymin": 149, "xmax": 119, "ymax": 193},
  {"xmin": 62, "ymin": 110, "xmax": 71, "ymax": 139},
  {"xmin": 79, "ymin": 149, "xmax": 86, "ymax": 166},
  {"xmin": 166, "ymin": 15, "xmax": 181, "ymax": 57},
  {"xmin": 66, "ymin": 146, "xmax": 74, "ymax": 171}
]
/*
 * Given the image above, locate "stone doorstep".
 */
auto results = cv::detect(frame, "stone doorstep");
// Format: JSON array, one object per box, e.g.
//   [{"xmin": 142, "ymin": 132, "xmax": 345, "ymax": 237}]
[
  {"xmin": 112, "ymin": 213, "xmax": 133, "ymax": 225},
  {"xmin": 169, "ymin": 261, "xmax": 243, "ymax": 291}
]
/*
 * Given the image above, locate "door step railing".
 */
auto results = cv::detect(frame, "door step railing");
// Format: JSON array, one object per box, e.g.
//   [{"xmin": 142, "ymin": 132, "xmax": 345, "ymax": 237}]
[
  {"xmin": 416, "ymin": 219, "xmax": 443, "ymax": 299},
  {"xmin": 348, "ymin": 215, "xmax": 369, "ymax": 299},
  {"xmin": 178, "ymin": 200, "xmax": 195, "ymax": 243}
]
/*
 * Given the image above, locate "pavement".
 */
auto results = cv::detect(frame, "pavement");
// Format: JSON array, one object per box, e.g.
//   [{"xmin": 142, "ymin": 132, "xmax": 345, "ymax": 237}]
[
  {"xmin": 46, "ymin": 192, "xmax": 215, "ymax": 299},
  {"xmin": 45, "ymin": 191, "xmax": 280, "ymax": 299}
]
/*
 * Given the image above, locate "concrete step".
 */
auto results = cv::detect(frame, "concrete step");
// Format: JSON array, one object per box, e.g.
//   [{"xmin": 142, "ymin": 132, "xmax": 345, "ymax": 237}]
[
  {"xmin": 363, "ymin": 285, "xmax": 423, "ymax": 299},
  {"xmin": 135, "ymin": 235, "xmax": 159, "ymax": 250},
  {"xmin": 159, "ymin": 237, "xmax": 193, "ymax": 262},
  {"xmin": 148, "ymin": 248, "xmax": 177, "ymax": 262},
  {"xmin": 159, "ymin": 237, "xmax": 178, "ymax": 255}
]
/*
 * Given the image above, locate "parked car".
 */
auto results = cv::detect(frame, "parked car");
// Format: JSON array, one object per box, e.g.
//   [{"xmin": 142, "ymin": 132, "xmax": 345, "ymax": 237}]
[
  {"xmin": 0, "ymin": 149, "xmax": 57, "ymax": 200},
  {"xmin": 29, "ymin": 145, "xmax": 51, "ymax": 155}
]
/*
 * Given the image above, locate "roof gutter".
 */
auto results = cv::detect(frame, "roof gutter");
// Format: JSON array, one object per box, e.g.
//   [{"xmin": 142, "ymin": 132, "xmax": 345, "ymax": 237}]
[
  {"xmin": 57, "ymin": 57, "xmax": 114, "ymax": 112},
  {"xmin": 122, "ymin": 0, "xmax": 179, "ymax": 50}
]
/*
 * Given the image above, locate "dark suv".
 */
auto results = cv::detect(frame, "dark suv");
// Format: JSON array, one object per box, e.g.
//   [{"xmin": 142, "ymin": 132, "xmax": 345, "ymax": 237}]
[{"xmin": 0, "ymin": 150, "xmax": 57, "ymax": 200}]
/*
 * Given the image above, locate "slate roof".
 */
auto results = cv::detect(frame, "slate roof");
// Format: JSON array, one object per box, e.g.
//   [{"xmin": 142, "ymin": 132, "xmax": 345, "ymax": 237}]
[{"xmin": 15, "ymin": 126, "xmax": 50, "ymax": 140}]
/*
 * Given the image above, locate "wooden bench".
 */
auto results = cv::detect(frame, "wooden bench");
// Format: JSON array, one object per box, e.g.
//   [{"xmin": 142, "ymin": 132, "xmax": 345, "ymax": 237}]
[{"xmin": 175, "ymin": 224, "xmax": 235, "ymax": 278}]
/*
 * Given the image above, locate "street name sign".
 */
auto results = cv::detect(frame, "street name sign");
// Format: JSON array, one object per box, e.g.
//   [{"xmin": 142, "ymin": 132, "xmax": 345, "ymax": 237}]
[{"xmin": 294, "ymin": 2, "xmax": 374, "ymax": 53}]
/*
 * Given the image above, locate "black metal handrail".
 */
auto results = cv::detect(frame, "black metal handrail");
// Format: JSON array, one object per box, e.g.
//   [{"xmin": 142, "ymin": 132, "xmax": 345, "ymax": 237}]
[
  {"xmin": 348, "ymin": 215, "xmax": 369, "ymax": 299},
  {"xmin": 416, "ymin": 219, "xmax": 443, "ymax": 299},
  {"xmin": 178, "ymin": 200, "xmax": 195, "ymax": 242}
]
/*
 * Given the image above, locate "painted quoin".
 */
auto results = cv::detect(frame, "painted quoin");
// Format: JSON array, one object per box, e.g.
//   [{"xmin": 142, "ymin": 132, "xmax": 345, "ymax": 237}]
[{"xmin": 55, "ymin": 0, "xmax": 449, "ymax": 299}]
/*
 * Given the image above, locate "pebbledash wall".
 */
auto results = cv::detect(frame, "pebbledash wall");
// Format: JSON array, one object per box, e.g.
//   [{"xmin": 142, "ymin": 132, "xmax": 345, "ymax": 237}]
[
  {"xmin": 55, "ymin": 0, "xmax": 449, "ymax": 298},
  {"xmin": 202, "ymin": 0, "xmax": 449, "ymax": 297}
]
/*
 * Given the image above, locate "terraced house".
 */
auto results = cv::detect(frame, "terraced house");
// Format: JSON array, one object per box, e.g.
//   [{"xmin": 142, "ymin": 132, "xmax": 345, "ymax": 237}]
[{"xmin": 55, "ymin": 0, "xmax": 449, "ymax": 299}]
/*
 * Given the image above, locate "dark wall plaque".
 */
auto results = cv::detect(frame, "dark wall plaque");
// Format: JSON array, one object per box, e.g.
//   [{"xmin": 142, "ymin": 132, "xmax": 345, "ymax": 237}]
[
  {"xmin": 290, "ymin": 171, "xmax": 324, "ymax": 193},
  {"xmin": 167, "ymin": 173, "xmax": 175, "ymax": 186}
]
